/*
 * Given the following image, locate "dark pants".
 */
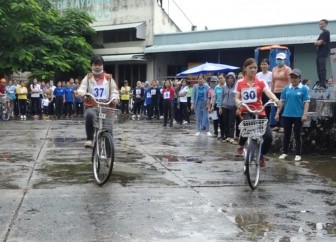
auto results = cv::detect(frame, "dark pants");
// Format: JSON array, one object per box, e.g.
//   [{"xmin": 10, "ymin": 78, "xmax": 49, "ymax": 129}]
[
  {"xmin": 133, "ymin": 100, "xmax": 142, "ymax": 115},
  {"xmin": 18, "ymin": 99, "xmax": 27, "ymax": 115},
  {"xmin": 272, "ymin": 93, "xmax": 283, "ymax": 128},
  {"xmin": 238, "ymin": 113, "xmax": 273, "ymax": 156},
  {"xmin": 146, "ymin": 103, "xmax": 153, "ymax": 119},
  {"xmin": 163, "ymin": 99, "xmax": 173, "ymax": 126},
  {"xmin": 282, "ymin": 116, "xmax": 303, "ymax": 155},
  {"xmin": 316, "ymin": 55, "xmax": 327, "ymax": 86},
  {"xmin": 180, "ymin": 102, "xmax": 190, "ymax": 123},
  {"xmin": 75, "ymin": 102, "xmax": 83, "ymax": 116},
  {"xmin": 120, "ymin": 100, "xmax": 129, "ymax": 114},
  {"xmin": 216, "ymin": 107, "xmax": 225, "ymax": 139},
  {"xmin": 55, "ymin": 96, "xmax": 64, "ymax": 117},
  {"xmin": 223, "ymin": 107, "xmax": 237, "ymax": 138},
  {"xmin": 262, "ymin": 93, "xmax": 271, "ymax": 120},
  {"xmin": 64, "ymin": 102, "xmax": 73, "ymax": 116},
  {"xmin": 48, "ymin": 100, "xmax": 54, "ymax": 115},
  {"xmin": 31, "ymin": 97, "xmax": 41, "ymax": 116},
  {"xmin": 152, "ymin": 99, "xmax": 159, "ymax": 119}
]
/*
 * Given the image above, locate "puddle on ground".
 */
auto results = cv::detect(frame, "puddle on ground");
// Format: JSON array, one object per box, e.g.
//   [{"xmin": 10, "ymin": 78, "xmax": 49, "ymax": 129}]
[
  {"xmin": 234, "ymin": 212, "xmax": 273, "ymax": 238},
  {"xmin": 47, "ymin": 137, "xmax": 85, "ymax": 147},
  {"xmin": 153, "ymin": 155, "xmax": 202, "ymax": 163},
  {"xmin": 298, "ymin": 156, "xmax": 336, "ymax": 184}
]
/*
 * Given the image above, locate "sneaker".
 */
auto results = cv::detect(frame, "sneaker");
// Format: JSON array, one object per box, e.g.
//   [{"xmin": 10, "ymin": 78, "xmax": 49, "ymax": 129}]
[
  {"xmin": 195, "ymin": 132, "xmax": 200, "ymax": 136},
  {"xmin": 229, "ymin": 138, "xmax": 238, "ymax": 145},
  {"xmin": 236, "ymin": 146, "xmax": 244, "ymax": 155},
  {"xmin": 23, "ymin": 115, "xmax": 27, "ymax": 120},
  {"xmin": 20, "ymin": 115, "xmax": 23, "ymax": 120},
  {"xmin": 206, "ymin": 131, "xmax": 212, "ymax": 137},
  {"xmin": 294, "ymin": 155, "xmax": 302, "ymax": 161},
  {"xmin": 279, "ymin": 154, "xmax": 288, "ymax": 160},
  {"xmin": 131, "ymin": 115, "xmax": 136, "ymax": 120},
  {"xmin": 260, "ymin": 155, "xmax": 265, "ymax": 167},
  {"xmin": 182, "ymin": 121, "xmax": 188, "ymax": 125},
  {"xmin": 160, "ymin": 115, "xmax": 164, "ymax": 120},
  {"xmin": 84, "ymin": 140, "xmax": 93, "ymax": 148}
]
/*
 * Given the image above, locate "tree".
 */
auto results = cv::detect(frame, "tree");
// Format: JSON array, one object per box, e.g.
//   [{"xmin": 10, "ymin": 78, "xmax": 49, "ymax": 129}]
[{"xmin": 0, "ymin": 0, "xmax": 96, "ymax": 80}]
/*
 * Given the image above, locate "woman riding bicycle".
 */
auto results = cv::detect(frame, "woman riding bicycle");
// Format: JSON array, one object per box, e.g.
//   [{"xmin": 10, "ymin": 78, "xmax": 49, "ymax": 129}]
[
  {"xmin": 76, "ymin": 55, "xmax": 119, "ymax": 148},
  {"xmin": 235, "ymin": 58, "xmax": 281, "ymax": 167}
]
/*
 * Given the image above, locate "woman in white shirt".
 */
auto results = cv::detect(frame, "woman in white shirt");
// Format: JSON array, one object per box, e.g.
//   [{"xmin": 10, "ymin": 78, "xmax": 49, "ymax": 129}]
[
  {"xmin": 256, "ymin": 58, "xmax": 272, "ymax": 119},
  {"xmin": 30, "ymin": 78, "xmax": 42, "ymax": 117}
]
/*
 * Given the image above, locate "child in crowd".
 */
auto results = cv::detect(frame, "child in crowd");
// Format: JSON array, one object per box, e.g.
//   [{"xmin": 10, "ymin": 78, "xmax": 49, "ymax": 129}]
[{"xmin": 42, "ymin": 94, "xmax": 49, "ymax": 117}]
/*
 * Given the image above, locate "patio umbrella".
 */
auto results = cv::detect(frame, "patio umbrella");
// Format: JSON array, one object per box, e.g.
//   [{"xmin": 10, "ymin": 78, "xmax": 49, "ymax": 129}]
[{"xmin": 176, "ymin": 62, "xmax": 239, "ymax": 76}]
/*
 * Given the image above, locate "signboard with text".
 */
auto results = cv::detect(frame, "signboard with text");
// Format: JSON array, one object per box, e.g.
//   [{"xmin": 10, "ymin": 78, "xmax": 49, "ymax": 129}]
[{"xmin": 50, "ymin": 0, "xmax": 113, "ymax": 22}]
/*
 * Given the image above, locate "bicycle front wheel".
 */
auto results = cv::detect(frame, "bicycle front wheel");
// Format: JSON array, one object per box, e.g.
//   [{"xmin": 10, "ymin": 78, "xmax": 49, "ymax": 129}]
[
  {"xmin": 245, "ymin": 140, "xmax": 261, "ymax": 189},
  {"xmin": 92, "ymin": 131, "xmax": 115, "ymax": 186}
]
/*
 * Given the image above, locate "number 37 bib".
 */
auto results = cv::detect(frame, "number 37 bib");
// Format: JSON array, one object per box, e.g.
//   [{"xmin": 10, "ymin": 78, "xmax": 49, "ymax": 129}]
[
  {"xmin": 241, "ymin": 87, "xmax": 257, "ymax": 104},
  {"xmin": 93, "ymin": 85, "xmax": 107, "ymax": 100}
]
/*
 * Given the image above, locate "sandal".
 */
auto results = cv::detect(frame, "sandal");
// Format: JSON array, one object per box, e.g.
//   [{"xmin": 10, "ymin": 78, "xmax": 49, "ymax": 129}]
[{"xmin": 278, "ymin": 128, "xmax": 284, "ymax": 133}]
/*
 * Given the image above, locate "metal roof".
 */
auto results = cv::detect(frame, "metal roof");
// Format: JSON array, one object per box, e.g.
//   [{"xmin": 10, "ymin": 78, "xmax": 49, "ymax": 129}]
[
  {"xmin": 102, "ymin": 54, "xmax": 146, "ymax": 62},
  {"xmin": 93, "ymin": 22, "xmax": 144, "ymax": 31},
  {"xmin": 145, "ymin": 20, "xmax": 336, "ymax": 53}
]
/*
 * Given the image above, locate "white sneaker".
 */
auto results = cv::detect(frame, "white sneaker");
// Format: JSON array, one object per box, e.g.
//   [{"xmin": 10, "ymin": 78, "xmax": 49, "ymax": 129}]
[
  {"xmin": 206, "ymin": 131, "xmax": 212, "ymax": 137},
  {"xmin": 294, "ymin": 155, "xmax": 302, "ymax": 161},
  {"xmin": 20, "ymin": 115, "xmax": 23, "ymax": 120},
  {"xmin": 131, "ymin": 115, "xmax": 136, "ymax": 120},
  {"xmin": 279, "ymin": 154, "xmax": 288, "ymax": 160},
  {"xmin": 137, "ymin": 115, "xmax": 140, "ymax": 120},
  {"xmin": 84, "ymin": 140, "xmax": 93, "ymax": 148},
  {"xmin": 183, "ymin": 121, "xmax": 188, "ymax": 124},
  {"xmin": 195, "ymin": 132, "xmax": 200, "ymax": 136},
  {"xmin": 160, "ymin": 115, "xmax": 164, "ymax": 120},
  {"xmin": 23, "ymin": 115, "xmax": 27, "ymax": 120}
]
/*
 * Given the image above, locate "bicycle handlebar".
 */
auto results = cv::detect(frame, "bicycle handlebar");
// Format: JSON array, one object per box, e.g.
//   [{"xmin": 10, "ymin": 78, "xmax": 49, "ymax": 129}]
[
  {"xmin": 83, "ymin": 92, "xmax": 117, "ymax": 105},
  {"xmin": 238, "ymin": 100, "xmax": 277, "ymax": 114}
]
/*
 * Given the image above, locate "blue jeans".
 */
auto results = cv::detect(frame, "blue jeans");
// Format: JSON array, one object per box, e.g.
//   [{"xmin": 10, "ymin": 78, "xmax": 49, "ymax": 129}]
[{"xmin": 194, "ymin": 102, "xmax": 209, "ymax": 132}]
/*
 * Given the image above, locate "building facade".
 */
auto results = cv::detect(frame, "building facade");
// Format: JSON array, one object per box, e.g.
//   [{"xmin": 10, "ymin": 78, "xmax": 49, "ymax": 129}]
[{"xmin": 50, "ymin": 0, "xmax": 181, "ymax": 87}]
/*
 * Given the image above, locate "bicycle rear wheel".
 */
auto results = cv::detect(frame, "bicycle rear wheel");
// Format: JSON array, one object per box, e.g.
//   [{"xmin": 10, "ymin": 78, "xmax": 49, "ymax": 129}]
[
  {"xmin": 92, "ymin": 131, "xmax": 114, "ymax": 186},
  {"xmin": 245, "ymin": 140, "xmax": 261, "ymax": 189}
]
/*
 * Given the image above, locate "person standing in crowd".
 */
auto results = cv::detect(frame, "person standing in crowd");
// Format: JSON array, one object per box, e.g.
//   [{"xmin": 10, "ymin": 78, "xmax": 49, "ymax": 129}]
[
  {"xmin": 0, "ymin": 78, "xmax": 6, "ymax": 95},
  {"xmin": 30, "ymin": 78, "xmax": 42, "ymax": 118},
  {"xmin": 314, "ymin": 19, "xmax": 330, "ymax": 89},
  {"xmin": 161, "ymin": 80, "xmax": 175, "ymax": 127},
  {"xmin": 53, "ymin": 81, "xmax": 65, "ymax": 119},
  {"xmin": 16, "ymin": 80, "xmax": 28, "ymax": 120},
  {"xmin": 271, "ymin": 52, "xmax": 292, "ymax": 132},
  {"xmin": 75, "ymin": 55, "xmax": 119, "ymax": 148},
  {"xmin": 64, "ymin": 81, "xmax": 74, "ymax": 118},
  {"xmin": 132, "ymin": 81, "xmax": 144, "ymax": 121},
  {"xmin": 144, "ymin": 82, "xmax": 153, "ymax": 120},
  {"xmin": 44, "ymin": 83, "xmax": 54, "ymax": 116},
  {"xmin": 191, "ymin": 75, "xmax": 211, "ymax": 136},
  {"xmin": 220, "ymin": 72, "xmax": 237, "ymax": 144},
  {"xmin": 6, "ymin": 80, "xmax": 17, "ymax": 106},
  {"xmin": 208, "ymin": 76, "xmax": 219, "ymax": 137},
  {"xmin": 213, "ymin": 74, "xmax": 226, "ymax": 141},
  {"xmin": 276, "ymin": 69, "xmax": 310, "ymax": 162},
  {"xmin": 256, "ymin": 59, "xmax": 273, "ymax": 119},
  {"xmin": 42, "ymin": 94, "xmax": 50, "ymax": 118},
  {"xmin": 235, "ymin": 58, "xmax": 281, "ymax": 167},
  {"xmin": 74, "ymin": 82, "xmax": 83, "ymax": 117},
  {"xmin": 150, "ymin": 80, "xmax": 160, "ymax": 119},
  {"xmin": 178, "ymin": 79, "xmax": 190, "ymax": 124},
  {"xmin": 120, "ymin": 80, "xmax": 131, "ymax": 118}
]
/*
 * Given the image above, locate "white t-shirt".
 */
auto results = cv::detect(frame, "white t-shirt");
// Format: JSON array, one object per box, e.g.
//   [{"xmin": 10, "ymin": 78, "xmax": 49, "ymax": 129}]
[
  {"xmin": 30, "ymin": 84, "xmax": 42, "ymax": 98},
  {"xmin": 256, "ymin": 71, "xmax": 272, "ymax": 88},
  {"xmin": 179, "ymin": 86, "xmax": 189, "ymax": 103}
]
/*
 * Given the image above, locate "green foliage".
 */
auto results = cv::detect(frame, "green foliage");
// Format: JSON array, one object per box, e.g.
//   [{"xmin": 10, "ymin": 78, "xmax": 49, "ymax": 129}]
[{"xmin": 0, "ymin": 0, "xmax": 96, "ymax": 80}]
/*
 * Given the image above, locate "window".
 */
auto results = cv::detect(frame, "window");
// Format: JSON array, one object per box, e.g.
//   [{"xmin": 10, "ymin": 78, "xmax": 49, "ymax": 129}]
[{"xmin": 103, "ymin": 29, "xmax": 138, "ymax": 43}]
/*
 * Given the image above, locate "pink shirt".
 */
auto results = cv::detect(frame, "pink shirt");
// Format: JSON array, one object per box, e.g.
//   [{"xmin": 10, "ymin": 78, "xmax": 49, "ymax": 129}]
[{"xmin": 271, "ymin": 65, "xmax": 292, "ymax": 94}]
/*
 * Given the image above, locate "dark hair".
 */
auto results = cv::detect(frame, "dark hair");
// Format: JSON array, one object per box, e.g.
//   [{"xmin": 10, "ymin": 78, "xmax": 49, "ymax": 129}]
[
  {"xmin": 90, "ymin": 55, "xmax": 104, "ymax": 65},
  {"xmin": 260, "ymin": 59, "xmax": 269, "ymax": 65},
  {"xmin": 320, "ymin": 19, "xmax": 328, "ymax": 25},
  {"xmin": 243, "ymin": 58, "xmax": 257, "ymax": 71}
]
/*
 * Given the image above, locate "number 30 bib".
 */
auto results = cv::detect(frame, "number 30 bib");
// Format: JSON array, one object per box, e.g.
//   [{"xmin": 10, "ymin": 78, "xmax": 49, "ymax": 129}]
[
  {"xmin": 241, "ymin": 87, "xmax": 257, "ymax": 104},
  {"xmin": 93, "ymin": 85, "xmax": 107, "ymax": 100}
]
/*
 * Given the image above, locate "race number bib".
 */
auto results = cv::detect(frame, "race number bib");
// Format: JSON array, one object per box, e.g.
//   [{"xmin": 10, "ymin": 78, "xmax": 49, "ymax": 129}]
[
  {"xmin": 146, "ymin": 92, "xmax": 151, "ymax": 98},
  {"xmin": 163, "ymin": 91, "xmax": 170, "ymax": 99},
  {"xmin": 136, "ymin": 89, "xmax": 141, "ymax": 95},
  {"xmin": 151, "ymin": 89, "xmax": 156, "ymax": 95},
  {"xmin": 92, "ymin": 85, "xmax": 107, "ymax": 100},
  {"xmin": 241, "ymin": 87, "xmax": 257, "ymax": 104}
]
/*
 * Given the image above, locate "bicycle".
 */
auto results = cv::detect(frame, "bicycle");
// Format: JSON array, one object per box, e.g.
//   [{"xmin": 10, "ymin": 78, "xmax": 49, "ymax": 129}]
[
  {"xmin": 238, "ymin": 100, "xmax": 276, "ymax": 189},
  {"xmin": 0, "ymin": 95, "xmax": 14, "ymax": 121},
  {"xmin": 84, "ymin": 93, "xmax": 120, "ymax": 186}
]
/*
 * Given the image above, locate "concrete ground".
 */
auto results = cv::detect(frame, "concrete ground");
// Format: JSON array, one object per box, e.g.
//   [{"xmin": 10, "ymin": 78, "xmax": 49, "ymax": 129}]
[{"xmin": 1, "ymin": 116, "xmax": 336, "ymax": 242}]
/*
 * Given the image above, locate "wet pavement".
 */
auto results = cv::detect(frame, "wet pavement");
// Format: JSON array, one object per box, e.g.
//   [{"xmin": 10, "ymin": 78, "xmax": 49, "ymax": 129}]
[{"xmin": 1, "ymin": 116, "xmax": 336, "ymax": 241}]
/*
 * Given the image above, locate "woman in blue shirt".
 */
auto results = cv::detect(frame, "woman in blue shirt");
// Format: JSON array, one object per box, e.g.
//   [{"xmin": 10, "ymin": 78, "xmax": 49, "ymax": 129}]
[{"xmin": 275, "ymin": 69, "xmax": 310, "ymax": 162}]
